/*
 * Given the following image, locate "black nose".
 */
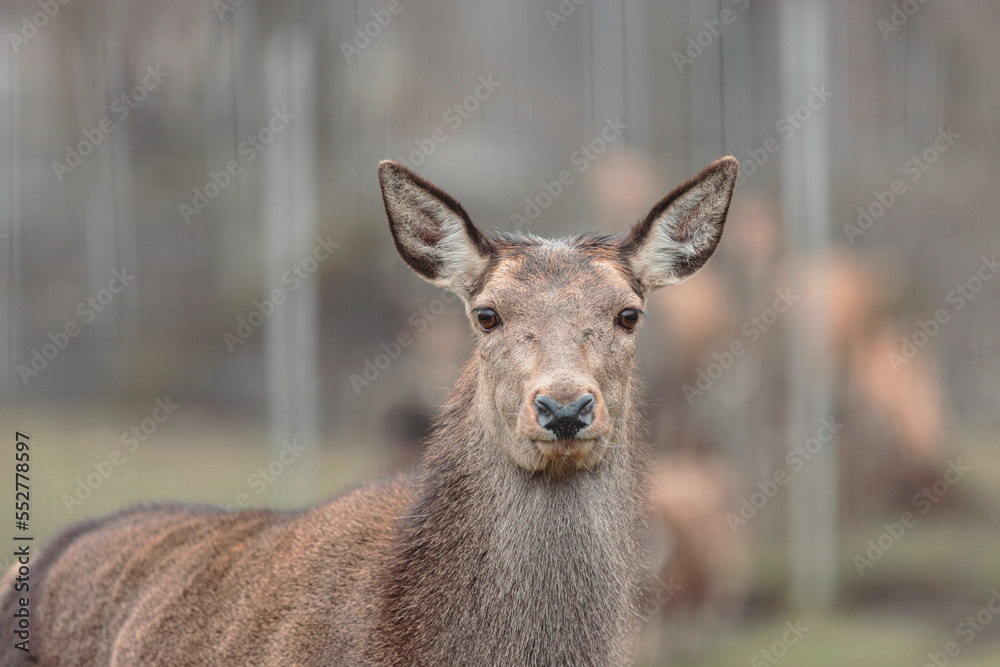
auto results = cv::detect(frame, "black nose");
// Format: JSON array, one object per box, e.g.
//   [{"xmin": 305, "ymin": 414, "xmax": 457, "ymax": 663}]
[{"xmin": 533, "ymin": 394, "xmax": 595, "ymax": 440}]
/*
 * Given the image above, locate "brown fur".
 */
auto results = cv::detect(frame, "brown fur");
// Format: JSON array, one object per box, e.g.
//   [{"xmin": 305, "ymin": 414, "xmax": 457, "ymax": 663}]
[{"xmin": 1, "ymin": 157, "xmax": 737, "ymax": 666}]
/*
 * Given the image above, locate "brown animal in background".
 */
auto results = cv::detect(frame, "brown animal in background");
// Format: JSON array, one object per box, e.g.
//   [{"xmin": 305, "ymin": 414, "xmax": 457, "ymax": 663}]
[
  {"xmin": 0, "ymin": 157, "xmax": 738, "ymax": 666},
  {"xmin": 636, "ymin": 456, "xmax": 750, "ymax": 661},
  {"xmin": 648, "ymin": 456, "xmax": 747, "ymax": 617}
]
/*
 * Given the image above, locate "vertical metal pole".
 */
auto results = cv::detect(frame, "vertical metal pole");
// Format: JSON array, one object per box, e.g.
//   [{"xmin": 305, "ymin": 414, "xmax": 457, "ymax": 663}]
[
  {"xmin": 780, "ymin": 0, "xmax": 838, "ymax": 609},
  {"xmin": 0, "ymin": 10, "xmax": 19, "ymax": 407},
  {"xmin": 263, "ymin": 26, "xmax": 319, "ymax": 504},
  {"xmin": 688, "ymin": 0, "xmax": 724, "ymax": 166}
]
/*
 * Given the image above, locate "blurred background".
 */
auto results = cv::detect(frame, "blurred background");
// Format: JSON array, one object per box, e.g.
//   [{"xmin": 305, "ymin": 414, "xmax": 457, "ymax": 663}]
[{"xmin": 2, "ymin": 0, "xmax": 999, "ymax": 664}]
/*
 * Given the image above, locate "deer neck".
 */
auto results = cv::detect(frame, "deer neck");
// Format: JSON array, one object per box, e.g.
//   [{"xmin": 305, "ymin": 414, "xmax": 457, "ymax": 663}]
[{"xmin": 374, "ymin": 366, "xmax": 647, "ymax": 665}]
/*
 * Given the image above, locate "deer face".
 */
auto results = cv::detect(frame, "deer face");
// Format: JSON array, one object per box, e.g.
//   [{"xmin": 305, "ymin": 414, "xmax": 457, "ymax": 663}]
[{"xmin": 378, "ymin": 157, "xmax": 738, "ymax": 474}]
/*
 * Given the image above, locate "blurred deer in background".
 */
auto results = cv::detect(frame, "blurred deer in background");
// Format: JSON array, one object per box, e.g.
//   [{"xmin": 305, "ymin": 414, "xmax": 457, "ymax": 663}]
[
  {"xmin": 0, "ymin": 157, "xmax": 739, "ymax": 666},
  {"xmin": 581, "ymin": 161, "xmax": 948, "ymax": 660}
]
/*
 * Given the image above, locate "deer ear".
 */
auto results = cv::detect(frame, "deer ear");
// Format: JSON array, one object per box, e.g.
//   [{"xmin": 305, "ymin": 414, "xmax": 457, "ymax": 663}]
[
  {"xmin": 378, "ymin": 161, "xmax": 493, "ymax": 298},
  {"xmin": 621, "ymin": 156, "xmax": 738, "ymax": 293}
]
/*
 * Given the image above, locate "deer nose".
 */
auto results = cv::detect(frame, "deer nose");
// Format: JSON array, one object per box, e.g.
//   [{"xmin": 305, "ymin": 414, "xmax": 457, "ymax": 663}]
[{"xmin": 533, "ymin": 394, "xmax": 595, "ymax": 440}]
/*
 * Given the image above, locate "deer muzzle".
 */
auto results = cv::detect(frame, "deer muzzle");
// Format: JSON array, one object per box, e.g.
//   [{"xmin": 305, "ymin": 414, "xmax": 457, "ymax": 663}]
[{"xmin": 516, "ymin": 380, "xmax": 611, "ymax": 461}]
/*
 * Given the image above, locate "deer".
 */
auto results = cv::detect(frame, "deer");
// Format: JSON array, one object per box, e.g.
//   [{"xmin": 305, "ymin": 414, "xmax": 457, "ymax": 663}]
[{"xmin": 0, "ymin": 156, "xmax": 738, "ymax": 666}]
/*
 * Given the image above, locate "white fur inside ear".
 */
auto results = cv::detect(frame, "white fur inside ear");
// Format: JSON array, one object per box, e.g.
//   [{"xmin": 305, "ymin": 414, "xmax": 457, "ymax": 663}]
[
  {"xmin": 393, "ymin": 184, "xmax": 489, "ymax": 297},
  {"xmin": 630, "ymin": 164, "xmax": 735, "ymax": 291},
  {"xmin": 631, "ymin": 217, "xmax": 703, "ymax": 289},
  {"xmin": 418, "ymin": 190, "xmax": 488, "ymax": 294}
]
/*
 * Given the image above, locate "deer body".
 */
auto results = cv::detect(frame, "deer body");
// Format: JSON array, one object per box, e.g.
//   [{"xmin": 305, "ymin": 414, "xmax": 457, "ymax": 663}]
[{"xmin": 1, "ymin": 157, "xmax": 738, "ymax": 666}]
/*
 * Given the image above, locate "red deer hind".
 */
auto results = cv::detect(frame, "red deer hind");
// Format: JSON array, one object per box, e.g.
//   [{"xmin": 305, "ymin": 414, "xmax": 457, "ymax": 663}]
[{"xmin": 0, "ymin": 156, "xmax": 738, "ymax": 666}]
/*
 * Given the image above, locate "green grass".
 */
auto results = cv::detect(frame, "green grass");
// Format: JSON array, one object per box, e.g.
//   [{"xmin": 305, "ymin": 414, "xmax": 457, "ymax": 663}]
[
  {"xmin": 2, "ymin": 402, "xmax": 396, "ymax": 572},
  {"xmin": 645, "ymin": 611, "xmax": 1000, "ymax": 667}
]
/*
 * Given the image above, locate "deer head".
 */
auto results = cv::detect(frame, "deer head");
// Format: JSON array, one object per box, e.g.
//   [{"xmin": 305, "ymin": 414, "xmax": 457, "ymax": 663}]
[{"xmin": 378, "ymin": 157, "xmax": 738, "ymax": 475}]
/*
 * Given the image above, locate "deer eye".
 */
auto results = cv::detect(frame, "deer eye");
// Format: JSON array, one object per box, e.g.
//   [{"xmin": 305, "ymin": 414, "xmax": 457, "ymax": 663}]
[
  {"xmin": 476, "ymin": 308, "xmax": 500, "ymax": 331},
  {"xmin": 616, "ymin": 309, "xmax": 641, "ymax": 331}
]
